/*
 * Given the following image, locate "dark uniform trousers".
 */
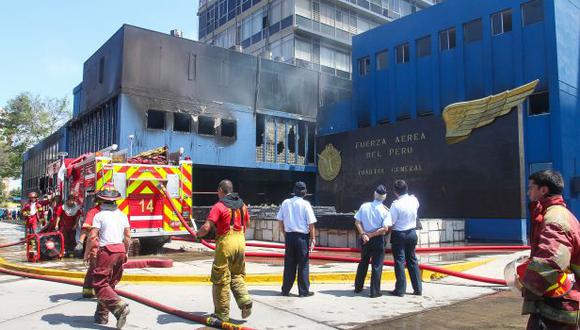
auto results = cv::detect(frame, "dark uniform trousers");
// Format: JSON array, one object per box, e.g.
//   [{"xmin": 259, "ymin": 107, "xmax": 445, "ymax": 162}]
[
  {"xmin": 391, "ymin": 229, "xmax": 422, "ymax": 295},
  {"xmin": 282, "ymin": 232, "xmax": 311, "ymax": 296},
  {"xmin": 355, "ymin": 235, "xmax": 385, "ymax": 296}
]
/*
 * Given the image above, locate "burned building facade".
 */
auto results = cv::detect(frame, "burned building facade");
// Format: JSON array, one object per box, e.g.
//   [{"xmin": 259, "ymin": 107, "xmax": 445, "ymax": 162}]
[{"xmin": 23, "ymin": 24, "xmax": 350, "ymax": 205}]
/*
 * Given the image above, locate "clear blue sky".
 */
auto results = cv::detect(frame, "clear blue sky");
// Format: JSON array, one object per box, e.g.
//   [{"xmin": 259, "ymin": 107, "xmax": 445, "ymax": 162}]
[{"xmin": 0, "ymin": 0, "xmax": 199, "ymax": 107}]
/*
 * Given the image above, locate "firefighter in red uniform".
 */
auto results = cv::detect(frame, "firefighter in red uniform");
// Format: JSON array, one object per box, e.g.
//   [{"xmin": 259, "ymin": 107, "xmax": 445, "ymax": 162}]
[
  {"xmin": 518, "ymin": 170, "xmax": 580, "ymax": 329},
  {"xmin": 79, "ymin": 195, "xmax": 103, "ymax": 298},
  {"xmin": 55, "ymin": 195, "xmax": 82, "ymax": 255},
  {"xmin": 85, "ymin": 186, "xmax": 131, "ymax": 328},
  {"xmin": 197, "ymin": 179, "xmax": 252, "ymax": 322},
  {"xmin": 22, "ymin": 192, "xmax": 45, "ymax": 235}
]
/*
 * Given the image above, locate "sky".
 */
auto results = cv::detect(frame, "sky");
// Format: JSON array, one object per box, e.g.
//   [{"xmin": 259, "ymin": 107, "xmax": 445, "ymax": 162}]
[{"xmin": 0, "ymin": 0, "xmax": 199, "ymax": 107}]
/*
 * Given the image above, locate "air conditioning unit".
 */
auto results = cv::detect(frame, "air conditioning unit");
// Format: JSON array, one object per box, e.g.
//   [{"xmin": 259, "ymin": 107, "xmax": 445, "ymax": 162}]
[
  {"xmin": 230, "ymin": 45, "xmax": 243, "ymax": 52},
  {"xmin": 170, "ymin": 29, "xmax": 183, "ymax": 37}
]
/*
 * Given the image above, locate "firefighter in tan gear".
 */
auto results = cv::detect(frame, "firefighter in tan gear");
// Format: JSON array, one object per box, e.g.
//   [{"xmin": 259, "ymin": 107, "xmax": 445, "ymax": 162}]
[
  {"xmin": 517, "ymin": 170, "xmax": 580, "ymax": 329},
  {"xmin": 196, "ymin": 179, "xmax": 252, "ymax": 322}
]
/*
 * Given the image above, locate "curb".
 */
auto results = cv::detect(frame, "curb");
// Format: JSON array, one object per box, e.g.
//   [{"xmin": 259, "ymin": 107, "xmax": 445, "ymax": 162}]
[{"xmin": 0, "ymin": 257, "xmax": 494, "ymax": 285}]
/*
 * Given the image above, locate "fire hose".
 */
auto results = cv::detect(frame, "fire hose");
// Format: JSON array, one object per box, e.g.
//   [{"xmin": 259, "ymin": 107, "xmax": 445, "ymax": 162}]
[
  {"xmin": 172, "ymin": 236, "xmax": 530, "ymax": 254},
  {"xmin": 157, "ymin": 184, "xmax": 510, "ymax": 286}
]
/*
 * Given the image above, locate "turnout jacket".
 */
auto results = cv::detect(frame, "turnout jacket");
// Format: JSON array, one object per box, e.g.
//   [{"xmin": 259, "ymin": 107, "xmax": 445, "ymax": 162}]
[{"xmin": 521, "ymin": 196, "xmax": 580, "ymax": 325}]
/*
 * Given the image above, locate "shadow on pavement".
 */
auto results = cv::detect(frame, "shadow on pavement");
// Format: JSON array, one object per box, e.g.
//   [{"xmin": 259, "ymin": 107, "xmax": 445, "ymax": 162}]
[
  {"xmin": 318, "ymin": 289, "xmax": 358, "ymax": 297},
  {"xmin": 157, "ymin": 312, "xmax": 247, "ymax": 326},
  {"xmin": 248, "ymin": 289, "xmax": 288, "ymax": 297},
  {"xmin": 41, "ymin": 314, "xmax": 109, "ymax": 329},
  {"xmin": 49, "ymin": 292, "xmax": 84, "ymax": 303}
]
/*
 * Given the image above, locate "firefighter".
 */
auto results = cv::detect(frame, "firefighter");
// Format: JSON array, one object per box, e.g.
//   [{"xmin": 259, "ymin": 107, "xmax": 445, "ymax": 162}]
[
  {"xmin": 85, "ymin": 185, "xmax": 131, "ymax": 328},
  {"xmin": 79, "ymin": 194, "xmax": 103, "ymax": 298},
  {"xmin": 55, "ymin": 195, "xmax": 82, "ymax": 255},
  {"xmin": 196, "ymin": 179, "xmax": 252, "ymax": 322},
  {"xmin": 519, "ymin": 170, "xmax": 580, "ymax": 329},
  {"xmin": 22, "ymin": 192, "xmax": 45, "ymax": 235}
]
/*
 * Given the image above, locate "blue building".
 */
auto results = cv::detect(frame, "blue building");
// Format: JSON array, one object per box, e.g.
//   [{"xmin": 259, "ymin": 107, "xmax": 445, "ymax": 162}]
[
  {"xmin": 319, "ymin": 0, "xmax": 579, "ymax": 242},
  {"xmin": 23, "ymin": 24, "xmax": 350, "ymax": 205}
]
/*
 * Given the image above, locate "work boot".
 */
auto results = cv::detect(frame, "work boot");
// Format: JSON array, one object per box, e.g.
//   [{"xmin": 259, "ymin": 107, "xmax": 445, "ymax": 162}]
[
  {"xmin": 112, "ymin": 302, "xmax": 130, "ymax": 329},
  {"xmin": 82, "ymin": 287, "xmax": 95, "ymax": 298},
  {"xmin": 241, "ymin": 302, "xmax": 252, "ymax": 319},
  {"xmin": 94, "ymin": 303, "xmax": 108, "ymax": 324}
]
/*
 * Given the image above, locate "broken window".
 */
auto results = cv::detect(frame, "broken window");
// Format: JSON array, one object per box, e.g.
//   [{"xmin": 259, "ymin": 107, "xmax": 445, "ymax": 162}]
[
  {"xmin": 173, "ymin": 113, "xmax": 191, "ymax": 132},
  {"xmin": 276, "ymin": 119, "xmax": 286, "ymax": 163},
  {"xmin": 147, "ymin": 110, "xmax": 166, "ymax": 130},
  {"xmin": 307, "ymin": 123, "xmax": 315, "ymax": 164},
  {"xmin": 287, "ymin": 122, "xmax": 297, "ymax": 164},
  {"xmin": 528, "ymin": 91, "xmax": 549, "ymax": 115},
  {"xmin": 220, "ymin": 118, "xmax": 236, "ymax": 137},
  {"xmin": 256, "ymin": 114, "xmax": 265, "ymax": 162},
  {"xmin": 197, "ymin": 115, "xmax": 215, "ymax": 135},
  {"xmin": 265, "ymin": 117, "xmax": 276, "ymax": 162}
]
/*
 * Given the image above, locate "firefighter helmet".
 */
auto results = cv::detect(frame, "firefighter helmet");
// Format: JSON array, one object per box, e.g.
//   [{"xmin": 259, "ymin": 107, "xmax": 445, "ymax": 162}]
[
  {"xmin": 27, "ymin": 191, "xmax": 38, "ymax": 199},
  {"xmin": 97, "ymin": 185, "xmax": 121, "ymax": 201}
]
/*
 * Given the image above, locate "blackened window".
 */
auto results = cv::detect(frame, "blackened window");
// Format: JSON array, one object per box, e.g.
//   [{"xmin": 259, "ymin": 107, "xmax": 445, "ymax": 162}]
[
  {"xmin": 376, "ymin": 50, "xmax": 388, "ymax": 70},
  {"xmin": 492, "ymin": 9, "xmax": 512, "ymax": 36},
  {"xmin": 416, "ymin": 36, "xmax": 431, "ymax": 57},
  {"xmin": 395, "ymin": 43, "xmax": 409, "ymax": 64},
  {"xmin": 358, "ymin": 56, "xmax": 371, "ymax": 76},
  {"xmin": 522, "ymin": 0, "xmax": 543, "ymax": 26},
  {"xmin": 464, "ymin": 19, "xmax": 483, "ymax": 43},
  {"xmin": 147, "ymin": 110, "xmax": 166, "ymax": 130},
  {"xmin": 220, "ymin": 119, "xmax": 237, "ymax": 137},
  {"xmin": 197, "ymin": 116, "xmax": 215, "ymax": 135},
  {"xmin": 173, "ymin": 113, "xmax": 191, "ymax": 132},
  {"xmin": 439, "ymin": 27, "xmax": 456, "ymax": 51},
  {"xmin": 528, "ymin": 91, "xmax": 549, "ymax": 115}
]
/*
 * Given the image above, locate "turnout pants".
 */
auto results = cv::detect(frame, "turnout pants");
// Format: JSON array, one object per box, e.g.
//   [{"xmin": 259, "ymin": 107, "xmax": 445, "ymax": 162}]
[
  {"xmin": 282, "ymin": 232, "xmax": 311, "ymax": 296},
  {"xmin": 26, "ymin": 216, "xmax": 38, "ymax": 235},
  {"xmin": 62, "ymin": 227, "xmax": 76, "ymax": 252},
  {"xmin": 354, "ymin": 235, "xmax": 385, "ymax": 296},
  {"xmin": 391, "ymin": 229, "xmax": 422, "ymax": 295},
  {"xmin": 92, "ymin": 244, "xmax": 127, "ymax": 321},
  {"xmin": 211, "ymin": 229, "xmax": 251, "ymax": 322}
]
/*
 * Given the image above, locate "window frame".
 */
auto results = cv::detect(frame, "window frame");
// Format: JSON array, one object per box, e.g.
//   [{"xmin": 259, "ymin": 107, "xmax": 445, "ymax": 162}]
[
  {"xmin": 522, "ymin": 0, "xmax": 544, "ymax": 27},
  {"xmin": 395, "ymin": 43, "xmax": 409, "ymax": 64},
  {"xmin": 491, "ymin": 9, "xmax": 513, "ymax": 36},
  {"xmin": 463, "ymin": 18, "xmax": 483, "ymax": 43},
  {"xmin": 439, "ymin": 27, "xmax": 456, "ymax": 51},
  {"xmin": 196, "ymin": 115, "xmax": 216, "ymax": 136},
  {"xmin": 376, "ymin": 50, "xmax": 388, "ymax": 70},
  {"xmin": 173, "ymin": 112, "xmax": 192, "ymax": 133},
  {"xmin": 416, "ymin": 35, "xmax": 431, "ymax": 57},
  {"xmin": 358, "ymin": 56, "xmax": 371, "ymax": 76}
]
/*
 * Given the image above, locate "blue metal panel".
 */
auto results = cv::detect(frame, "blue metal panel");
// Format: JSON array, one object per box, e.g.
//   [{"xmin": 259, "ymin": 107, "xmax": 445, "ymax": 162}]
[
  {"xmin": 466, "ymin": 218, "xmax": 528, "ymax": 244},
  {"xmin": 491, "ymin": 33, "xmax": 514, "ymax": 93},
  {"xmin": 464, "ymin": 42, "xmax": 485, "ymax": 100}
]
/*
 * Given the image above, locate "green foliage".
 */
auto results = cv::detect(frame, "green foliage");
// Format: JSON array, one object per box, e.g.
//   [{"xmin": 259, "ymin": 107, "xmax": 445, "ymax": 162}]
[{"xmin": 0, "ymin": 92, "xmax": 71, "ymax": 178}]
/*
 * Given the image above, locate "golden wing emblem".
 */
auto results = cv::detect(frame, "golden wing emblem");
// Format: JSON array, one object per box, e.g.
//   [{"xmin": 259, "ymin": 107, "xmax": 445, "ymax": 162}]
[
  {"xmin": 442, "ymin": 79, "xmax": 539, "ymax": 144},
  {"xmin": 318, "ymin": 144, "xmax": 342, "ymax": 182}
]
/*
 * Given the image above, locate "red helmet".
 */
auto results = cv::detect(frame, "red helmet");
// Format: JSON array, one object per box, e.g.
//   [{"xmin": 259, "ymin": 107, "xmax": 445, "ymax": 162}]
[{"xmin": 27, "ymin": 192, "xmax": 38, "ymax": 199}]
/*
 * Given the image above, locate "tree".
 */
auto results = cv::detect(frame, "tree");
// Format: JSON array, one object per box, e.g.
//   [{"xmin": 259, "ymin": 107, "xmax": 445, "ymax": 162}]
[{"xmin": 0, "ymin": 93, "xmax": 71, "ymax": 178}]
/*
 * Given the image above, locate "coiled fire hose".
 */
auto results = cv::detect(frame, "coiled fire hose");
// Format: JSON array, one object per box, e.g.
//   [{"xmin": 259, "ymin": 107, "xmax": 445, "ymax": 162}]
[{"xmin": 157, "ymin": 184, "xmax": 511, "ymax": 286}]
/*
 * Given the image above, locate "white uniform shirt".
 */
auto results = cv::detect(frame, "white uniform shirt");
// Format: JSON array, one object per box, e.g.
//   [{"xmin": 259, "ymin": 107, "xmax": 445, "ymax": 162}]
[
  {"xmin": 354, "ymin": 200, "xmax": 392, "ymax": 232},
  {"xmin": 277, "ymin": 196, "xmax": 317, "ymax": 234},
  {"xmin": 92, "ymin": 208, "xmax": 130, "ymax": 247},
  {"xmin": 30, "ymin": 202, "xmax": 37, "ymax": 216},
  {"xmin": 390, "ymin": 194, "xmax": 420, "ymax": 231}
]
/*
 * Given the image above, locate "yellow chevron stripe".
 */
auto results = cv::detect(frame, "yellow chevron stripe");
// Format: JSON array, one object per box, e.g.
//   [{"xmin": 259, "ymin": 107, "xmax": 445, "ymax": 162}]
[
  {"xmin": 126, "ymin": 166, "xmax": 139, "ymax": 179},
  {"xmin": 127, "ymin": 180, "xmax": 142, "ymax": 194}
]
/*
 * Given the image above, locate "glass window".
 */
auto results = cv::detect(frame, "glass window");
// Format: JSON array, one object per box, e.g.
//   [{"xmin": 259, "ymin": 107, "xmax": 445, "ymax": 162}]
[
  {"xmin": 295, "ymin": 0, "xmax": 310, "ymax": 18},
  {"xmin": 357, "ymin": 17, "xmax": 371, "ymax": 33},
  {"xmin": 271, "ymin": 0, "xmax": 282, "ymax": 23},
  {"xmin": 320, "ymin": 46, "xmax": 334, "ymax": 69},
  {"xmin": 271, "ymin": 39, "xmax": 282, "ymax": 60},
  {"xmin": 463, "ymin": 19, "xmax": 482, "ymax": 43},
  {"xmin": 335, "ymin": 51, "xmax": 350, "ymax": 73},
  {"xmin": 416, "ymin": 35, "xmax": 431, "ymax": 57},
  {"xmin": 147, "ymin": 110, "xmax": 166, "ymax": 130},
  {"xmin": 439, "ymin": 27, "xmax": 456, "ymax": 51},
  {"xmin": 358, "ymin": 56, "xmax": 370, "ymax": 76},
  {"xmin": 252, "ymin": 10, "xmax": 263, "ymax": 35},
  {"xmin": 282, "ymin": 0, "xmax": 293, "ymax": 18},
  {"xmin": 376, "ymin": 50, "xmax": 388, "ymax": 70},
  {"xmin": 395, "ymin": 43, "xmax": 409, "ymax": 63},
  {"xmin": 320, "ymin": 2, "xmax": 334, "ymax": 26},
  {"xmin": 242, "ymin": 16, "xmax": 252, "ymax": 40},
  {"xmin": 295, "ymin": 38, "xmax": 312, "ymax": 61},
  {"xmin": 491, "ymin": 9, "xmax": 512, "ymax": 36},
  {"xmin": 528, "ymin": 91, "xmax": 549, "ymax": 115},
  {"xmin": 522, "ymin": 0, "xmax": 543, "ymax": 26},
  {"xmin": 220, "ymin": 119, "xmax": 237, "ymax": 137},
  {"xmin": 281, "ymin": 35, "xmax": 293, "ymax": 62}
]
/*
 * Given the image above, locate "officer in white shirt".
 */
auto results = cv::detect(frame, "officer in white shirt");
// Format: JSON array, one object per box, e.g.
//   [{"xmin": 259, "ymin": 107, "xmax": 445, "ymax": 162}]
[
  {"xmin": 353, "ymin": 185, "xmax": 392, "ymax": 298},
  {"xmin": 277, "ymin": 181, "xmax": 317, "ymax": 297},
  {"xmin": 389, "ymin": 179, "xmax": 422, "ymax": 297}
]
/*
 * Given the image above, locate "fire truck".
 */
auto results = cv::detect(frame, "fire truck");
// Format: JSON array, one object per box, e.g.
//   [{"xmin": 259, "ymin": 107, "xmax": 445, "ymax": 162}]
[{"xmin": 50, "ymin": 145, "xmax": 195, "ymax": 252}]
